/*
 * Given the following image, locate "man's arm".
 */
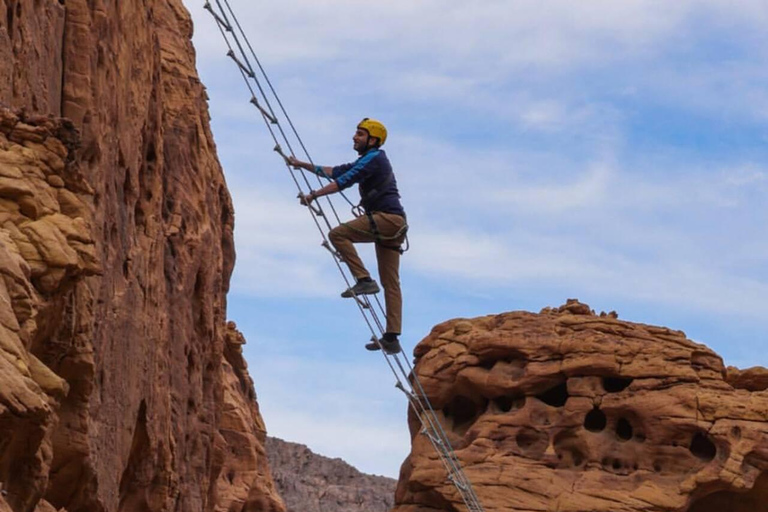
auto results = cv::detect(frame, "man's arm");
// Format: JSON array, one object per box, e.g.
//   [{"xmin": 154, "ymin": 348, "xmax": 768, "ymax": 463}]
[
  {"xmin": 286, "ymin": 156, "xmax": 333, "ymax": 179},
  {"xmin": 299, "ymin": 180, "xmax": 340, "ymax": 205}
]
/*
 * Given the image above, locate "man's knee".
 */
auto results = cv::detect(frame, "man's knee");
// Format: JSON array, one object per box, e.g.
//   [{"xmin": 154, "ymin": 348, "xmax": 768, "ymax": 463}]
[
  {"xmin": 329, "ymin": 226, "xmax": 344, "ymax": 245},
  {"xmin": 328, "ymin": 225, "xmax": 349, "ymax": 247}
]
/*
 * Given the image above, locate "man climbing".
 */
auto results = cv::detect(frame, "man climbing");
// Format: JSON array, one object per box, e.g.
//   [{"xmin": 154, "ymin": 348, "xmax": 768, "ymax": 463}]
[{"xmin": 287, "ymin": 118, "xmax": 407, "ymax": 355}]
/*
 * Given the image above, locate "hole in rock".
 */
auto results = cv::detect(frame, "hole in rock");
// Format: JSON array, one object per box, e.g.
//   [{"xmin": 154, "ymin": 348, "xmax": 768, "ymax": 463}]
[
  {"xmin": 480, "ymin": 359, "xmax": 495, "ymax": 370},
  {"xmin": 515, "ymin": 427, "xmax": 549, "ymax": 458},
  {"xmin": 493, "ymin": 395, "xmax": 525, "ymax": 413},
  {"xmin": 443, "ymin": 395, "xmax": 486, "ymax": 431},
  {"xmin": 653, "ymin": 462, "xmax": 662, "ymax": 472},
  {"xmin": 478, "ymin": 353, "xmax": 527, "ymax": 374},
  {"xmin": 6, "ymin": 4, "xmax": 13, "ymax": 34},
  {"xmin": 690, "ymin": 432, "xmax": 717, "ymax": 462},
  {"xmin": 536, "ymin": 381, "xmax": 569, "ymax": 408},
  {"xmin": 516, "ymin": 428, "xmax": 543, "ymax": 449},
  {"xmin": 584, "ymin": 408, "xmax": 607, "ymax": 432},
  {"xmin": 616, "ymin": 418, "xmax": 633, "ymax": 441},
  {"xmin": 612, "ymin": 459, "xmax": 621, "ymax": 470},
  {"xmin": 603, "ymin": 376, "xmax": 633, "ymax": 393},
  {"xmin": 687, "ymin": 472, "xmax": 768, "ymax": 512},
  {"xmin": 121, "ymin": 168, "xmax": 133, "ymax": 202},
  {"xmin": 145, "ymin": 141, "xmax": 157, "ymax": 163},
  {"xmin": 553, "ymin": 430, "xmax": 588, "ymax": 468},
  {"xmin": 731, "ymin": 426, "xmax": 742, "ymax": 440}
]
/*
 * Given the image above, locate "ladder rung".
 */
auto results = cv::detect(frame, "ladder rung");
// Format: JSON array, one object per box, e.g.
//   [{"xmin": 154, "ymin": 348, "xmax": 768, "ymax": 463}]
[
  {"xmin": 395, "ymin": 380, "xmax": 419, "ymax": 402},
  {"xmin": 227, "ymin": 50, "xmax": 255, "ymax": 78},
  {"xmin": 321, "ymin": 241, "xmax": 342, "ymax": 260},
  {"xmin": 310, "ymin": 204, "xmax": 324, "ymax": 218},
  {"xmin": 203, "ymin": 2, "xmax": 232, "ymax": 31},
  {"xmin": 353, "ymin": 295, "xmax": 370, "ymax": 309},
  {"xmin": 251, "ymin": 97, "xmax": 277, "ymax": 124}
]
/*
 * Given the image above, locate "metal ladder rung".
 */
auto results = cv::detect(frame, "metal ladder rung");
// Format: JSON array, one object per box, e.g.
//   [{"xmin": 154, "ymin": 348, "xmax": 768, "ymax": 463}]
[
  {"xmin": 251, "ymin": 96, "xmax": 277, "ymax": 124},
  {"xmin": 227, "ymin": 49, "xmax": 255, "ymax": 78},
  {"xmin": 395, "ymin": 380, "xmax": 419, "ymax": 402},
  {"xmin": 203, "ymin": 2, "xmax": 232, "ymax": 31},
  {"xmin": 353, "ymin": 295, "xmax": 370, "ymax": 309},
  {"xmin": 321, "ymin": 241, "xmax": 342, "ymax": 261},
  {"xmin": 448, "ymin": 473, "xmax": 468, "ymax": 491}
]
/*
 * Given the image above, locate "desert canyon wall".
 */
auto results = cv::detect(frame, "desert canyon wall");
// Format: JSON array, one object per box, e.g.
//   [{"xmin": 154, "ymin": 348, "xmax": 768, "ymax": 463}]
[
  {"xmin": 393, "ymin": 300, "xmax": 768, "ymax": 512},
  {"xmin": 0, "ymin": 1, "xmax": 283, "ymax": 510}
]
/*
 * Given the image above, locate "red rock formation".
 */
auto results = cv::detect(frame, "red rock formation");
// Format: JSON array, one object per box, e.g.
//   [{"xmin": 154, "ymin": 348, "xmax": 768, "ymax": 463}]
[
  {"xmin": 394, "ymin": 300, "xmax": 768, "ymax": 512},
  {"xmin": 0, "ymin": 1, "xmax": 283, "ymax": 511}
]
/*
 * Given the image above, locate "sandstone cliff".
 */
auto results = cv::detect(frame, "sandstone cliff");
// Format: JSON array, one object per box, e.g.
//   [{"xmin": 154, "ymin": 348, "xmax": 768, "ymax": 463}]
[
  {"xmin": 266, "ymin": 436, "xmax": 396, "ymax": 512},
  {"xmin": 0, "ymin": 1, "xmax": 283, "ymax": 511},
  {"xmin": 394, "ymin": 300, "xmax": 768, "ymax": 512}
]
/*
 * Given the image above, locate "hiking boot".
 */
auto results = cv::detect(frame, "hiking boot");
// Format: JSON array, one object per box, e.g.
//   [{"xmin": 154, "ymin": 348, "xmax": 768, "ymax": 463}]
[
  {"xmin": 365, "ymin": 335, "xmax": 401, "ymax": 355},
  {"xmin": 341, "ymin": 278, "xmax": 380, "ymax": 298}
]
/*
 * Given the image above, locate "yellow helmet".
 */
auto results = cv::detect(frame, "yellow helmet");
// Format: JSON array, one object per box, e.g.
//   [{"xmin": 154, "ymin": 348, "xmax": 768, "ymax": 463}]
[{"xmin": 357, "ymin": 118, "xmax": 387, "ymax": 146}]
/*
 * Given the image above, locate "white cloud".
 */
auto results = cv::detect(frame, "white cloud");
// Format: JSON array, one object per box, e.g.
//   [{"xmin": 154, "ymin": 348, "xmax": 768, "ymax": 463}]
[
  {"xmin": 487, "ymin": 160, "xmax": 614, "ymax": 213},
  {"xmin": 229, "ymin": 186, "xmax": 344, "ymax": 297},
  {"xmin": 408, "ymin": 226, "xmax": 768, "ymax": 320},
  {"xmin": 724, "ymin": 165, "xmax": 767, "ymax": 187},
  {"xmin": 190, "ymin": 0, "xmax": 767, "ymax": 73}
]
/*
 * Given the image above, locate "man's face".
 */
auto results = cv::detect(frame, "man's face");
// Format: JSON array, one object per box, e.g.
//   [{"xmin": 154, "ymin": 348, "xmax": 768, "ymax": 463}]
[{"xmin": 353, "ymin": 128, "xmax": 371, "ymax": 153}]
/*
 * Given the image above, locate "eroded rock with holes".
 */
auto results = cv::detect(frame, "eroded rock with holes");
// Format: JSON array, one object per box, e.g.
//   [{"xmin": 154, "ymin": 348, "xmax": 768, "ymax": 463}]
[{"xmin": 392, "ymin": 299, "xmax": 768, "ymax": 512}]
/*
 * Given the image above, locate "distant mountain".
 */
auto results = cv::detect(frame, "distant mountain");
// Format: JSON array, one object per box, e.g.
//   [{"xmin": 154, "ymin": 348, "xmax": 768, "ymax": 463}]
[{"xmin": 266, "ymin": 437, "xmax": 397, "ymax": 512}]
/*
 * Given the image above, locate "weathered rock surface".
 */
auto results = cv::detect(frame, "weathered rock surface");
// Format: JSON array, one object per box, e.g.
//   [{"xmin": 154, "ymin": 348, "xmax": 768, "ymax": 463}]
[
  {"xmin": 266, "ymin": 437, "xmax": 396, "ymax": 512},
  {"xmin": 0, "ymin": 1, "xmax": 284, "ymax": 511},
  {"xmin": 393, "ymin": 300, "xmax": 768, "ymax": 512},
  {"xmin": 0, "ymin": 107, "xmax": 98, "ymax": 512}
]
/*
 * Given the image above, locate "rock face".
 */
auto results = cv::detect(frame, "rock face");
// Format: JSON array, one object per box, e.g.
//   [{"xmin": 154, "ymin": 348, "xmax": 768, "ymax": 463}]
[
  {"xmin": 0, "ymin": 1, "xmax": 283, "ymax": 511},
  {"xmin": 393, "ymin": 300, "xmax": 768, "ymax": 512},
  {"xmin": 266, "ymin": 437, "xmax": 396, "ymax": 512}
]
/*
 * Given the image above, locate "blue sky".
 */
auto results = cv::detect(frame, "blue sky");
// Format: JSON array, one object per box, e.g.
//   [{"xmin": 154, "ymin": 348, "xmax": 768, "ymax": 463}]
[{"xmin": 184, "ymin": 0, "xmax": 768, "ymax": 477}]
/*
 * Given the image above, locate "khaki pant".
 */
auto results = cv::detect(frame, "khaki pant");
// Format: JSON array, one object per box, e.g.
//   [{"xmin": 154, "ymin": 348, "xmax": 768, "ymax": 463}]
[{"xmin": 329, "ymin": 212, "xmax": 407, "ymax": 334}]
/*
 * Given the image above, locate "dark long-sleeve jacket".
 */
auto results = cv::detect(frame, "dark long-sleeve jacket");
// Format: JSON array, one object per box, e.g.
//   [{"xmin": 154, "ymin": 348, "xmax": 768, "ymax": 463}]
[{"xmin": 330, "ymin": 149, "xmax": 405, "ymax": 216}]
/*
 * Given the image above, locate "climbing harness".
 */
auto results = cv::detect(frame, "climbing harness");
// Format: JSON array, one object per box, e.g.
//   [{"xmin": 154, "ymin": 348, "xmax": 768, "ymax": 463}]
[
  {"xmin": 203, "ymin": 3, "xmax": 485, "ymax": 511},
  {"xmin": 355, "ymin": 169, "xmax": 410, "ymax": 254}
]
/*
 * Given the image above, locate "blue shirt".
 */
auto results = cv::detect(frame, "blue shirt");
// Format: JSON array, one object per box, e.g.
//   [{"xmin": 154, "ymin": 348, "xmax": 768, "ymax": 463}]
[{"xmin": 331, "ymin": 149, "xmax": 405, "ymax": 216}]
